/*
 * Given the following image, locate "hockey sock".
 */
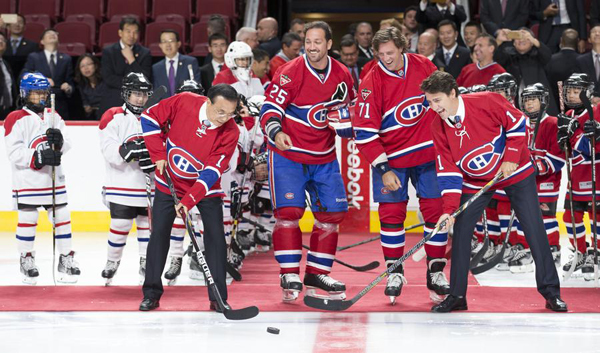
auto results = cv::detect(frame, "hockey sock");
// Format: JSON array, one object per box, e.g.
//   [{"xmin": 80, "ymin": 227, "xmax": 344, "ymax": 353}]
[
  {"xmin": 135, "ymin": 215, "xmax": 150, "ymax": 257},
  {"xmin": 273, "ymin": 207, "xmax": 304, "ymax": 274},
  {"xmin": 107, "ymin": 218, "xmax": 133, "ymax": 261},
  {"xmin": 306, "ymin": 212, "xmax": 345, "ymax": 275},
  {"xmin": 379, "ymin": 202, "xmax": 406, "ymax": 266},
  {"xmin": 47, "ymin": 205, "xmax": 72, "ymax": 255},
  {"xmin": 420, "ymin": 197, "xmax": 448, "ymax": 258},
  {"xmin": 475, "ymin": 219, "xmax": 484, "ymax": 242},
  {"xmin": 16, "ymin": 208, "xmax": 39, "ymax": 254},
  {"xmin": 563, "ymin": 210, "xmax": 586, "ymax": 251},
  {"xmin": 543, "ymin": 215, "xmax": 560, "ymax": 247},
  {"xmin": 169, "ymin": 217, "xmax": 186, "ymax": 257}
]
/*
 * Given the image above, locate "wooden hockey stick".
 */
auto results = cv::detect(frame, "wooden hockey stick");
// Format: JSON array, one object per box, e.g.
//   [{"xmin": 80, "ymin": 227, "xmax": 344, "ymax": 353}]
[{"xmin": 50, "ymin": 93, "xmax": 57, "ymax": 286}]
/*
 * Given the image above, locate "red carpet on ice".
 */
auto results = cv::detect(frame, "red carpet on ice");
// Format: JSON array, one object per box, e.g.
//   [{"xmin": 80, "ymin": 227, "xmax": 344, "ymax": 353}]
[{"xmin": 1, "ymin": 233, "xmax": 599, "ymax": 313}]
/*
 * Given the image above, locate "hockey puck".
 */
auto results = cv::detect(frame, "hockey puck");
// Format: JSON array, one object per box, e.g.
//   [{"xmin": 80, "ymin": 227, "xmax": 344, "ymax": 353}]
[{"xmin": 267, "ymin": 327, "xmax": 280, "ymax": 335}]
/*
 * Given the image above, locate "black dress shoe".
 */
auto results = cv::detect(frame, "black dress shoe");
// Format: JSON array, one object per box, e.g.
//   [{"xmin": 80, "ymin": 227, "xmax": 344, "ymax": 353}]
[
  {"xmin": 139, "ymin": 298, "xmax": 160, "ymax": 311},
  {"xmin": 209, "ymin": 300, "xmax": 231, "ymax": 313},
  {"xmin": 431, "ymin": 294, "xmax": 468, "ymax": 313},
  {"xmin": 546, "ymin": 296, "xmax": 568, "ymax": 312}
]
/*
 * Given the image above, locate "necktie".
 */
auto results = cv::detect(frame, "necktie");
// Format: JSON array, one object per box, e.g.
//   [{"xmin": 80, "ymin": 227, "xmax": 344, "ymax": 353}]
[
  {"xmin": 351, "ymin": 66, "xmax": 359, "ymax": 90},
  {"xmin": 595, "ymin": 54, "xmax": 600, "ymax": 81},
  {"xmin": 168, "ymin": 59, "xmax": 175, "ymax": 95},
  {"xmin": 49, "ymin": 53, "xmax": 56, "ymax": 78},
  {"xmin": 501, "ymin": 0, "xmax": 508, "ymax": 17},
  {"xmin": 218, "ymin": 64, "xmax": 223, "ymax": 72},
  {"xmin": 445, "ymin": 51, "xmax": 452, "ymax": 66},
  {"xmin": 11, "ymin": 39, "xmax": 18, "ymax": 54},
  {"xmin": 553, "ymin": 0, "xmax": 561, "ymax": 25}
]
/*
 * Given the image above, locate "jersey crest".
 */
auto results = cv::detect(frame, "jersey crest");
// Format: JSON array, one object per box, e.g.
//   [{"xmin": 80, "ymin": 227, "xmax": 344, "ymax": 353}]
[
  {"xmin": 393, "ymin": 95, "xmax": 429, "ymax": 127},
  {"xmin": 28, "ymin": 134, "xmax": 49, "ymax": 152},
  {"xmin": 168, "ymin": 146, "xmax": 205, "ymax": 179},
  {"xmin": 306, "ymin": 102, "xmax": 331, "ymax": 130},
  {"xmin": 459, "ymin": 138, "xmax": 504, "ymax": 177}
]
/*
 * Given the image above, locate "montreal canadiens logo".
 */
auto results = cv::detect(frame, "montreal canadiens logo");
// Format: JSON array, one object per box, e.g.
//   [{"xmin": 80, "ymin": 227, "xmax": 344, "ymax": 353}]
[
  {"xmin": 167, "ymin": 147, "xmax": 204, "ymax": 179},
  {"xmin": 284, "ymin": 192, "xmax": 294, "ymax": 199},
  {"xmin": 124, "ymin": 133, "xmax": 141, "ymax": 143},
  {"xmin": 394, "ymin": 95, "xmax": 428, "ymax": 127},
  {"xmin": 381, "ymin": 187, "xmax": 390, "ymax": 195},
  {"xmin": 459, "ymin": 143, "xmax": 502, "ymax": 177},
  {"xmin": 29, "ymin": 134, "xmax": 48, "ymax": 152},
  {"xmin": 306, "ymin": 103, "xmax": 330, "ymax": 129}
]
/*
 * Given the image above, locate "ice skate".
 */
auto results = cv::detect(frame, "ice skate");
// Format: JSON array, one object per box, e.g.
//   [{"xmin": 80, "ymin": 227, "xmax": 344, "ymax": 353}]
[
  {"xmin": 138, "ymin": 256, "xmax": 146, "ymax": 285},
  {"xmin": 426, "ymin": 258, "xmax": 450, "ymax": 304},
  {"xmin": 280, "ymin": 273, "xmax": 303, "ymax": 302},
  {"xmin": 480, "ymin": 242, "xmax": 496, "ymax": 263},
  {"xmin": 509, "ymin": 247, "xmax": 534, "ymax": 273},
  {"xmin": 164, "ymin": 256, "xmax": 182, "ymax": 286},
  {"xmin": 101, "ymin": 260, "xmax": 120, "ymax": 286},
  {"xmin": 550, "ymin": 245, "xmax": 561, "ymax": 267},
  {"xmin": 236, "ymin": 229, "xmax": 254, "ymax": 255},
  {"xmin": 228, "ymin": 241, "xmax": 245, "ymax": 270},
  {"xmin": 582, "ymin": 247, "xmax": 600, "ymax": 281},
  {"xmin": 495, "ymin": 244, "xmax": 518, "ymax": 271},
  {"xmin": 562, "ymin": 249, "xmax": 585, "ymax": 273},
  {"xmin": 470, "ymin": 236, "xmax": 483, "ymax": 257},
  {"xmin": 189, "ymin": 252, "xmax": 206, "ymax": 283},
  {"xmin": 254, "ymin": 228, "xmax": 272, "ymax": 253},
  {"xmin": 57, "ymin": 251, "xmax": 81, "ymax": 283},
  {"xmin": 384, "ymin": 273, "xmax": 407, "ymax": 305},
  {"xmin": 20, "ymin": 252, "xmax": 39, "ymax": 285},
  {"xmin": 304, "ymin": 273, "xmax": 346, "ymax": 300}
]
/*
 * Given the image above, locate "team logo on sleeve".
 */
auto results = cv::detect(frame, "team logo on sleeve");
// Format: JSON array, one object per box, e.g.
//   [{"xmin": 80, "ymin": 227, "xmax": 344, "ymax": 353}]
[
  {"xmin": 167, "ymin": 147, "xmax": 204, "ymax": 179},
  {"xmin": 280, "ymin": 75, "xmax": 291, "ymax": 86},
  {"xmin": 393, "ymin": 95, "xmax": 428, "ymax": 127},
  {"xmin": 459, "ymin": 140, "xmax": 504, "ymax": 177},
  {"xmin": 361, "ymin": 89, "xmax": 372, "ymax": 100}
]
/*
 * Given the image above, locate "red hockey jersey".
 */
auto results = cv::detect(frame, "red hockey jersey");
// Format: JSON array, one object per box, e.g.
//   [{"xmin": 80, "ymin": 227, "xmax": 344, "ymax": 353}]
[
  {"xmin": 455, "ymin": 62, "xmax": 506, "ymax": 88},
  {"xmin": 529, "ymin": 114, "xmax": 565, "ymax": 202},
  {"xmin": 268, "ymin": 53, "xmax": 289, "ymax": 79},
  {"xmin": 569, "ymin": 106, "xmax": 600, "ymax": 201},
  {"xmin": 141, "ymin": 92, "xmax": 239, "ymax": 209},
  {"xmin": 353, "ymin": 54, "xmax": 437, "ymax": 168},
  {"xmin": 359, "ymin": 59, "xmax": 376, "ymax": 80},
  {"xmin": 431, "ymin": 92, "xmax": 535, "ymax": 214},
  {"xmin": 260, "ymin": 54, "xmax": 356, "ymax": 164}
]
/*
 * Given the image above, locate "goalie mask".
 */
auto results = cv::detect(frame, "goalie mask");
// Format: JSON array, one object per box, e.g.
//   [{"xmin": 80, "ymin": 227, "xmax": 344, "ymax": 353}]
[
  {"xmin": 122, "ymin": 72, "xmax": 153, "ymax": 115},
  {"xmin": 563, "ymin": 73, "xmax": 593, "ymax": 109},
  {"xmin": 20, "ymin": 72, "xmax": 51, "ymax": 113},
  {"xmin": 225, "ymin": 41, "xmax": 254, "ymax": 83},
  {"xmin": 519, "ymin": 83, "xmax": 548, "ymax": 120},
  {"xmin": 487, "ymin": 72, "xmax": 517, "ymax": 103},
  {"xmin": 176, "ymin": 79, "xmax": 205, "ymax": 95}
]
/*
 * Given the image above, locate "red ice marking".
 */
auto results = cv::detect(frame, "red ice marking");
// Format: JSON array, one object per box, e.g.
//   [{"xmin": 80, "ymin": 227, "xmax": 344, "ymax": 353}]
[{"xmin": 312, "ymin": 313, "xmax": 368, "ymax": 353}]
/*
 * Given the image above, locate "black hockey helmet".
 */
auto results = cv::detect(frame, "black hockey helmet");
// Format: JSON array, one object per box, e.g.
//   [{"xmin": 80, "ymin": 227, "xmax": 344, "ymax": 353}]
[
  {"xmin": 487, "ymin": 72, "xmax": 517, "ymax": 102},
  {"xmin": 563, "ymin": 73, "xmax": 593, "ymax": 108},
  {"xmin": 121, "ymin": 72, "xmax": 153, "ymax": 115},
  {"xmin": 176, "ymin": 79, "xmax": 205, "ymax": 95},
  {"xmin": 458, "ymin": 86, "xmax": 469, "ymax": 95},
  {"xmin": 519, "ymin": 83, "xmax": 548, "ymax": 119},
  {"xmin": 469, "ymin": 84, "xmax": 487, "ymax": 93}
]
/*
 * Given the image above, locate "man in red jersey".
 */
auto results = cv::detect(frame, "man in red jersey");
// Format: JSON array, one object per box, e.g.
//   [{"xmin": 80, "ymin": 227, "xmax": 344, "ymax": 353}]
[{"xmin": 456, "ymin": 34, "xmax": 506, "ymax": 89}]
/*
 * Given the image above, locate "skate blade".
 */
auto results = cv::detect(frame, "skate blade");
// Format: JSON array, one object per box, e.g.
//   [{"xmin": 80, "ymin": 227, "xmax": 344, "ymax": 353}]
[
  {"xmin": 509, "ymin": 264, "xmax": 534, "ymax": 274},
  {"xmin": 104, "ymin": 278, "xmax": 113, "ymax": 286},
  {"xmin": 389, "ymin": 296, "xmax": 396, "ymax": 305},
  {"xmin": 255, "ymin": 245, "xmax": 270, "ymax": 253},
  {"xmin": 56, "ymin": 274, "xmax": 79, "ymax": 284},
  {"xmin": 167, "ymin": 278, "xmax": 178, "ymax": 286},
  {"xmin": 495, "ymin": 264, "xmax": 510, "ymax": 271},
  {"xmin": 282, "ymin": 289, "xmax": 300, "ymax": 302},
  {"xmin": 305, "ymin": 287, "xmax": 346, "ymax": 301},
  {"xmin": 22, "ymin": 276, "xmax": 38, "ymax": 285},
  {"xmin": 189, "ymin": 270, "xmax": 207, "ymax": 285},
  {"xmin": 429, "ymin": 291, "xmax": 448, "ymax": 304}
]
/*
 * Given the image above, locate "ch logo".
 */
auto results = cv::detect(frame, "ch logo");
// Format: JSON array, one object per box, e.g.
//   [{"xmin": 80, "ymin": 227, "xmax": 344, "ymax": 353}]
[{"xmin": 393, "ymin": 95, "xmax": 428, "ymax": 127}]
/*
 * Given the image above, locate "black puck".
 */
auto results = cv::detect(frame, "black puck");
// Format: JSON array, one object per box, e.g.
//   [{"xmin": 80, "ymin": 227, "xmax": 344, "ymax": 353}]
[{"xmin": 267, "ymin": 327, "xmax": 280, "ymax": 335}]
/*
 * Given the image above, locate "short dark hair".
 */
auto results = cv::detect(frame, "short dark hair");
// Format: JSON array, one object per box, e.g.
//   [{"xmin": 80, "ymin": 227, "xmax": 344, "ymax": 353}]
[
  {"xmin": 340, "ymin": 34, "xmax": 357, "ymax": 49},
  {"xmin": 420, "ymin": 71, "xmax": 459, "ymax": 96},
  {"xmin": 208, "ymin": 33, "xmax": 228, "ymax": 46},
  {"xmin": 561, "ymin": 28, "xmax": 579, "ymax": 49},
  {"xmin": 208, "ymin": 14, "xmax": 227, "ymax": 35},
  {"xmin": 372, "ymin": 27, "xmax": 407, "ymax": 52},
  {"xmin": 119, "ymin": 16, "xmax": 140, "ymax": 31},
  {"xmin": 252, "ymin": 48, "xmax": 269, "ymax": 62},
  {"xmin": 40, "ymin": 28, "xmax": 58, "ymax": 41},
  {"xmin": 281, "ymin": 32, "xmax": 301, "ymax": 48},
  {"xmin": 404, "ymin": 5, "xmax": 418, "ymax": 15},
  {"xmin": 304, "ymin": 21, "xmax": 332, "ymax": 41},
  {"xmin": 465, "ymin": 21, "xmax": 482, "ymax": 32},
  {"xmin": 16, "ymin": 13, "xmax": 25, "ymax": 25},
  {"xmin": 160, "ymin": 29, "xmax": 180, "ymax": 42},
  {"xmin": 437, "ymin": 19, "xmax": 457, "ymax": 32},
  {"xmin": 290, "ymin": 18, "xmax": 305, "ymax": 28},
  {"xmin": 477, "ymin": 33, "xmax": 498, "ymax": 51},
  {"xmin": 208, "ymin": 83, "xmax": 240, "ymax": 104}
]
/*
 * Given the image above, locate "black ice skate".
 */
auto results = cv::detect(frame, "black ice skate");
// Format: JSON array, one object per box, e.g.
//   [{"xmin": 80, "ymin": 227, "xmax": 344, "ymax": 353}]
[
  {"xmin": 164, "ymin": 256, "xmax": 182, "ymax": 286},
  {"xmin": 384, "ymin": 263, "xmax": 406, "ymax": 305},
  {"xmin": 254, "ymin": 228, "xmax": 272, "ymax": 253},
  {"xmin": 304, "ymin": 273, "xmax": 346, "ymax": 300},
  {"xmin": 495, "ymin": 244, "xmax": 518, "ymax": 271},
  {"xmin": 236, "ymin": 229, "xmax": 255, "ymax": 254},
  {"xmin": 57, "ymin": 251, "xmax": 80, "ymax": 283},
  {"xmin": 20, "ymin": 252, "xmax": 39, "ymax": 285},
  {"xmin": 562, "ymin": 249, "xmax": 585, "ymax": 273},
  {"xmin": 101, "ymin": 260, "xmax": 120, "ymax": 286},
  {"xmin": 582, "ymin": 247, "xmax": 600, "ymax": 281},
  {"xmin": 509, "ymin": 247, "xmax": 534, "ymax": 273},
  {"xmin": 139, "ymin": 256, "xmax": 146, "ymax": 285},
  {"xmin": 426, "ymin": 258, "xmax": 450, "ymax": 304},
  {"xmin": 280, "ymin": 273, "xmax": 303, "ymax": 302}
]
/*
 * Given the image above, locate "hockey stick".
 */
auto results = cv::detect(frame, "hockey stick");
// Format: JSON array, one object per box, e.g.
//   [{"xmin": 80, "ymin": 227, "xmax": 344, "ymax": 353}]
[
  {"xmin": 469, "ymin": 210, "xmax": 490, "ymax": 269},
  {"xmin": 471, "ymin": 209, "xmax": 515, "ymax": 275},
  {"xmin": 50, "ymin": 93, "xmax": 57, "ymax": 286},
  {"xmin": 304, "ymin": 173, "xmax": 504, "ymax": 311},
  {"xmin": 165, "ymin": 172, "xmax": 259, "ymax": 320},
  {"xmin": 340, "ymin": 222, "xmax": 425, "ymax": 252},
  {"xmin": 300, "ymin": 243, "xmax": 380, "ymax": 272},
  {"xmin": 580, "ymin": 90, "xmax": 599, "ymax": 286},
  {"xmin": 188, "ymin": 64, "xmax": 194, "ymax": 80}
]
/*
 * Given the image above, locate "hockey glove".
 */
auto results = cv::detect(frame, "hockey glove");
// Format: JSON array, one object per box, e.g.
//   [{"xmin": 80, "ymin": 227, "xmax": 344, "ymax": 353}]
[
  {"xmin": 45, "ymin": 128, "xmax": 64, "ymax": 150},
  {"xmin": 236, "ymin": 152, "xmax": 254, "ymax": 174},
  {"xmin": 119, "ymin": 138, "xmax": 147, "ymax": 162},
  {"xmin": 323, "ymin": 82, "xmax": 349, "ymax": 111},
  {"xmin": 557, "ymin": 114, "xmax": 579, "ymax": 150},
  {"xmin": 583, "ymin": 120, "xmax": 600, "ymax": 141},
  {"xmin": 327, "ymin": 107, "xmax": 354, "ymax": 138},
  {"xmin": 33, "ymin": 149, "xmax": 62, "ymax": 169},
  {"xmin": 230, "ymin": 181, "xmax": 242, "ymax": 220},
  {"xmin": 138, "ymin": 151, "xmax": 156, "ymax": 173},
  {"xmin": 534, "ymin": 157, "xmax": 551, "ymax": 176}
]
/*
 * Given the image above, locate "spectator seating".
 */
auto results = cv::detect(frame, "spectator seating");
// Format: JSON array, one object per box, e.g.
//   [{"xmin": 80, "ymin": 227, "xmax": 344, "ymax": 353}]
[
  {"xmin": 195, "ymin": 0, "xmax": 236, "ymax": 20},
  {"xmin": 19, "ymin": 0, "xmax": 60, "ymax": 21},
  {"xmin": 98, "ymin": 21, "xmax": 121, "ymax": 49},
  {"xmin": 21, "ymin": 21, "xmax": 46, "ymax": 43},
  {"xmin": 59, "ymin": 42, "xmax": 87, "ymax": 56},
  {"xmin": 145, "ymin": 20, "xmax": 185, "ymax": 48},
  {"xmin": 64, "ymin": 15, "xmax": 97, "ymax": 48},
  {"xmin": 55, "ymin": 21, "xmax": 94, "ymax": 52},
  {"xmin": 0, "ymin": 0, "xmax": 16, "ymax": 14},
  {"xmin": 62, "ymin": 0, "xmax": 104, "ymax": 21},
  {"xmin": 152, "ymin": 0, "xmax": 192, "ymax": 22},
  {"xmin": 191, "ymin": 16, "xmax": 230, "ymax": 45},
  {"xmin": 24, "ymin": 14, "xmax": 51, "ymax": 32},
  {"xmin": 106, "ymin": 0, "xmax": 147, "ymax": 23}
]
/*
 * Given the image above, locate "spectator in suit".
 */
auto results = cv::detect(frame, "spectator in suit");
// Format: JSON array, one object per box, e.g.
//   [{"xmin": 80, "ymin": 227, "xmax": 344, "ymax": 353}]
[
  {"xmin": 546, "ymin": 29, "xmax": 580, "ymax": 109},
  {"xmin": 252, "ymin": 48, "xmax": 271, "ymax": 89},
  {"xmin": 434, "ymin": 20, "xmax": 471, "ymax": 78},
  {"xmin": 495, "ymin": 27, "xmax": 557, "ymax": 114},
  {"xmin": 417, "ymin": 0, "xmax": 467, "ymax": 46},
  {"xmin": 418, "ymin": 31, "xmax": 438, "ymax": 62},
  {"xmin": 257, "ymin": 17, "xmax": 281, "ymax": 58},
  {"xmin": 289, "ymin": 18, "xmax": 306, "ymax": 42},
  {"xmin": 23, "ymin": 29, "xmax": 74, "ymax": 119},
  {"xmin": 457, "ymin": 34, "xmax": 506, "ymax": 88},
  {"xmin": 354, "ymin": 22, "xmax": 374, "ymax": 59},
  {"xmin": 200, "ymin": 33, "xmax": 228, "ymax": 91},
  {"xmin": 591, "ymin": 0, "xmax": 600, "ymax": 29},
  {"xmin": 339, "ymin": 35, "xmax": 369, "ymax": 91},
  {"xmin": 99, "ymin": 17, "xmax": 151, "ymax": 116},
  {"xmin": 0, "ymin": 32, "xmax": 16, "ymax": 120},
  {"xmin": 575, "ymin": 25, "xmax": 600, "ymax": 96},
  {"xmin": 268, "ymin": 32, "xmax": 302, "ymax": 79},
  {"xmin": 74, "ymin": 53, "xmax": 105, "ymax": 120},
  {"xmin": 530, "ymin": 0, "xmax": 586, "ymax": 53},
  {"xmin": 480, "ymin": 0, "xmax": 529, "ymax": 36},
  {"xmin": 152, "ymin": 30, "xmax": 200, "ymax": 97},
  {"xmin": 5, "ymin": 14, "xmax": 39, "ymax": 77},
  {"xmin": 403, "ymin": 6, "xmax": 421, "ymax": 53},
  {"xmin": 236, "ymin": 27, "xmax": 259, "ymax": 49},
  {"xmin": 464, "ymin": 21, "xmax": 483, "ymax": 59}
]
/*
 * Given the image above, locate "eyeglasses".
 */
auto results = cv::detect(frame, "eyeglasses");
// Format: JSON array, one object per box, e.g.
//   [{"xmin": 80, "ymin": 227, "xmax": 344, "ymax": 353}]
[
  {"xmin": 160, "ymin": 39, "xmax": 178, "ymax": 44},
  {"xmin": 215, "ymin": 109, "xmax": 236, "ymax": 118}
]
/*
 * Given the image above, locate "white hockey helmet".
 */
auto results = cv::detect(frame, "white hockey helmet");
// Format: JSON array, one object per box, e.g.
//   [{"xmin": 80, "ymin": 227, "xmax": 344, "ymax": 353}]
[{"xmin": 225, "ymin": 41, "xmax": 254, "ymax": 82}]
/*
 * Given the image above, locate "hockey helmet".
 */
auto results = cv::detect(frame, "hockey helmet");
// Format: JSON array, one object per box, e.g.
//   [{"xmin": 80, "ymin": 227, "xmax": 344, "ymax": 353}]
[
  {"xmin": 176, "ymin": 79, "xmax": 205, "ymax": 95},
  {"xmin": 519, "ymin": 83, "xmax": 548, "ymax": 119},
  {"xmin": 487, "ymin": 73, "xmax": 517, "ymax": 102},
  {"xmin": 20, "ymin": 72, "xmax": 50, "ymax": 113},
  {"xmin": 225, "ymin": 41, "xmax": 254, "ymax": 82},
  {"xmin": 469, "ymin": 84, "xmax": 487, "ymax": 93},
  {"xmin": 563, "ymin": 73, "xmax": 593, "ymax": 108},
  {"xmin": 121, "ymin": 72, "xmax": 153, "ymax": 115},
  {"xmin": 246, "ymin": 95, "xmax": 266, "ymax": 116},
  {"xmin": 458, "ymin": 86, "xmax": 469, "ymax": 95}
]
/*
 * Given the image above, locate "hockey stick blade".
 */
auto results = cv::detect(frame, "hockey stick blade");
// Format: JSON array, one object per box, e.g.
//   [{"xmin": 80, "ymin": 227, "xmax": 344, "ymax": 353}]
[
  {"xmin": 223, "ymin": 305, "xmax": 260, "ymax": 320},
  {"xmin": 226, "ymin": 262, "xmax": 242, "ymax": 281},
  {"xmin": 469, "ymin": 237, "xmax": 489, "ymax": 269},
  {"xmin": 301, "ymin": 244, "xmax": 380, "ymax": 272},
  {"xmin": 338, "ymin": 222, "xmax": 426, "ymax": 252},
  {"xmin": 304, "ymin": 294, "xmax": 354, "ymax": 311},
  {"xmin": 471, "ymin": 246, "xmax": 506, "ymax": 275}
]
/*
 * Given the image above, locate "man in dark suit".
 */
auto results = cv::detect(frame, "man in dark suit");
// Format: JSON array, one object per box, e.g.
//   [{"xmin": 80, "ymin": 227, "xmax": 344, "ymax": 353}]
[
  {"xmin": 434, "ymin": 20, "xmax": 471, "ymax": 79},
  {"xmin": 546, "ymin": 29, "xmax": 580, "ymax": 110},
  {"xmin": 339, "ymin": 35, "xmax": 369, "ymax": 91},
  {"xmin": 5, "ymin": 14, "xmax": 39, "ymax": 78},
  {"xmin": 199, "ymin": 33, "xmax": 228, "ymax": 91},
  {"xmin": 257, "ymin": 17, "xmax": 281, "ymax": 58},
  {"xmin": 480, "ymin": 0, "xmax": 529, "ymax": 36},
  {"xmin": 417, "ymin": 0, "xmax": 467, "ymax": 46},
  {"xmin": 530, "ymin": 0, "xmax": 586, "ymax": 53},
  {"xmin": 22, "ymin": 29, "xmax": 74, "ymax": 119},
  {"xmin": 354, "ymin": 22, "xmax": 374, "ymax": 60},
  {"xmin": 0, "ymin": 32, "xmax": 16, "ymax": 120},
  {"xmin": 575, "ymin": 24, "xmax": 600, "ymax": 96},
  {"xmin": 152, "ymin": 30, "xmax": 200, "ymax": 97},
  {"xmin": 99, "ymin": 17, "xmax": 152, "ymax": 116}
]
